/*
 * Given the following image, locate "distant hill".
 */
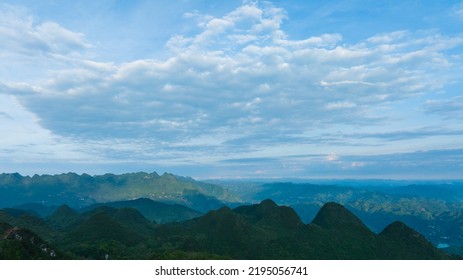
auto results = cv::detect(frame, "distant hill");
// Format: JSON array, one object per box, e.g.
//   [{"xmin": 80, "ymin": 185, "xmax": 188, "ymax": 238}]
[
  {"xmin": 46, "ymin": 205, "xmax": 84, "ymax": 232},
  {"xmin": 81, "ymin": 198, "xmax": 202, "ymax": 224},
  {"xmin": 0, "ymin": 172, "xmax": 240, "ymax": 212},
  {"xmin": 9, "ymin": 203, "xmax": 57, "ymax": 217},
  {"xmin": 0, "ymin": 209, "xmax": 56, "ymax": 241},
  {"xmin": 380, "ymin": 184, "xmax": 463, "ymax": 201}
]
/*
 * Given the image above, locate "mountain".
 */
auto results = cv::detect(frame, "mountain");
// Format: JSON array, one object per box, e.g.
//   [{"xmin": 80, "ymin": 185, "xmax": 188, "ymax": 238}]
[
  {"xmin": 57, "ymin": 206, "xmax": 157, "ymax": 259},
  {"xmin": 81, "ymin": 198, "xmax": 202, "ymax": 223},
  {"xmin": 0, "ymin": 209, "xmax": 56, "ymax": 241},
  {"xmin": 233, "ymin": 199, "xmax": 303, "ymax": 230},
  {"xmin": 153, "ymin": 200, "xmax": 450, "ymax": 260},
  {"xmin": 46, "ymin": 205, "xmax": 84, "ymax": 232},
  {"xmin": 221, "ymin": 181, "xmax": 463, "ymax": 248},
  {"xmin": 10, "ymin": 203, "xmax": 57, "ymax": 217},
  {"xmin": 0, "ymin": 200, "xmax": 452, "ymax": 259},
  {"xmin": 312, "ymin": 202, "xmax": 368, "ymax": 231},
  {"xmin": 0, "ymin": 223, "xmax": 64, "ymax": 259},
  {"xmin": 381, "ymin": 184, "xmax": 463, "ymax": 202},
  {"xmin": 379, "ymin": 221, "xmax": 449, "ymax": 259},
  {"xmin": 0, "ymin": 172, "xmax": 240, "ymax": 211},
  {"xmin": 65, "ymin": 210, "xmax": 143, "ymax": 246}
]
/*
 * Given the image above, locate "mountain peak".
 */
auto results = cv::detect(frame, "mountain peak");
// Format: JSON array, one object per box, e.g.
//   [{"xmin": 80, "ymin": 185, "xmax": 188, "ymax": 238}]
[
  {"xmin": 233, "ymin": 199, "xmax": 303, "ymax": 229},
  {"xmin": 379, "ymin": 221, "xmax": 449, "ymax": 259},
  {"xmin": 47, "ymin": 204, "xmax": 82, "ymax": 231},
  {"xmin": 259, "ymin": 199, "xmax": 278, "ymax": 208},
  {"xmin": 53, "ymin": 205, "xmax": 76, "ymax": 216},
  {"xmin": 311, "ymin": 202, "xmax": 368, "ymax": 230},
  {"xmin": 380, "ymin": 221, "xmax": 423, "ymax": 240}
]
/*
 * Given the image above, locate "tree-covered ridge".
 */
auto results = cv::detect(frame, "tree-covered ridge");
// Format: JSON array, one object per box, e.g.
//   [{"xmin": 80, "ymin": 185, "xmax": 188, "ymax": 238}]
[
  {"xmin": 0, "ymin": 200, "xmax": 454, "ymax": 260},
  {"xmin": 2, "ymin": 172, "xmax": 463, "ymax": 251},
  {"xmin": 222, "ymin": 181, "xmax": 463, "ymax": 247},
  {"xmin": 0, "ymin": 172, "xmax": 240, "ymax": 211}
]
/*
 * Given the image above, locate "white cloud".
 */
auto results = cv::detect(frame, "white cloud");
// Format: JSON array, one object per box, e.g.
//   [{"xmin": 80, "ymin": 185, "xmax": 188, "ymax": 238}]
[
  {"xmin": 1, "ymin": 1, "xmax": 463, "ymax": 173},
  {"xmin": 11, "ymin": 5, "xmax": 462, "ymax": 140},
  {"xmin": 326, "ymin": 153, "xmax": 339, "ymax": 162},
  {"xmin": 325, "ymin": 101, "xmax": 357, "ymax": 110},
  {"xmin": 0, "ymin": 94, "xmax": 93, "ymax": 162},
  {"xmin": 0, "ymin": 4, "xmax": 93, "ymax": 84},
  {"xmin": 0, "ymin": 4, "xmax": 91, "ymax": 57},
  {"xmin": 167, "ymin": 1, "xmax": 287, "ymax": 53},
  {"xmin": 367, "ymin": 31, "xmax": 409, "ymax": 44}
]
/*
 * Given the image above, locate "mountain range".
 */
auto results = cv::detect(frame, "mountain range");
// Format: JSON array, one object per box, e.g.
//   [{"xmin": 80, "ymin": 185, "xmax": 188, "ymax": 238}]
[
  {"xmin": 0, "ymin": 198, "xmax": 454, "ymax": 260},
  {"xmin": 218, "ymin": 181, "xmax": 463, "ymax": 249},
  {"xmin": 0, "ymin": 172, "xmax": 239, "ymax": 212},
  {"xmin": 0, "ymin": 172, "xmax": 461, "ymax": 259}
]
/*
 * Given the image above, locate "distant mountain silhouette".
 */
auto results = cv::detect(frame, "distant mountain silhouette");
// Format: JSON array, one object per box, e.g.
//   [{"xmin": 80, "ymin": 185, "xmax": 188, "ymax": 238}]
[
  {"xmin": 81, "ymin": 198, "xmax": 202, "ymax": 223},
  {"xmin": 0, "ymin": 172, "xmax": 239, "ymax": 212}
]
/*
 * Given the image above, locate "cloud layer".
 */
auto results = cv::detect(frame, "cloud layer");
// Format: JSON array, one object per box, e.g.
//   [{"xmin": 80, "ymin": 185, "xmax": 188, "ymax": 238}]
[{"xmin": 1, "ymin": 1, "xmax": 463, "ymax": 178}]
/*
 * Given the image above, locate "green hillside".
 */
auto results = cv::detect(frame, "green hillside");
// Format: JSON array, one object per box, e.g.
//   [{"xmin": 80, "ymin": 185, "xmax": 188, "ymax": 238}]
[
  {"xmin": 0, "ymin": 172, "xmax": 240, "ymax": 212},
  {"xmin": 0, "ymin": 200, "xmax": 452, "ymax": 260},
  {"xmin": 82, "ymin": 198, "xmax": 202, "ymax": 223}
]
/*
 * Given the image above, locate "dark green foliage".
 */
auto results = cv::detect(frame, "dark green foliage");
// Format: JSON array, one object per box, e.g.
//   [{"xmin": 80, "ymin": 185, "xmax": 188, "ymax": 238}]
[
  {"xmin": 0, "ymin": 210, "xmax": 56, "ymax": 241},
  {"xmin": 233, "ymin": 181, "xmax": 463, "ymax": 247},
  {"xmin": 82, "ymin": 198, "xmax": 202, "ymax": 223},
  {"xmin": 0, "ymin": 225, "xmax": 65, "ymax": 259},
  {"xmin": 11, "ymin": 203, "xmax": 57, "ymax": 217},
  {"xmin": 312, "ymin": 202, "xmax": 369, "ymax": 232},
  {"xmin": 152, "ymin": 200, "xmax": 450, "ymax": 260},
  {"xmin": 46, "ymin": 205, "xmax": 83, "ymax": 232},
  {"xmin": 0, "ymin": 200, "xmax": 452, "ymax": 260},
  {"xmin": 378, "ymin": 221, "xmax": 449, "ymax": 259},
  {"xmin": 63, "ymin": 206, "xmax": 155, "ymax": 246},
  {"xmin": 234, "ymin": 199, "xmax": 303, "ymax": 230},
  {"xmin": 150, "ymin": 250, "xmax": 231, "ymax": 260}
]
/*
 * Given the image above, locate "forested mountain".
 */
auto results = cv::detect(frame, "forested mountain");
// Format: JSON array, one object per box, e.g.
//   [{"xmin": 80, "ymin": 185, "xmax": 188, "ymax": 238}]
[
  {"xmin": 0, "ymin": 172, "xmax": 239, "ymax": 212},
  {"xmin": 80, "ymin": 198, "xmax": 202, "ymax": 224},
  {"xmin": 1, "ymin": 172, "xmax": 462, "ymax": 257},
  {"xmin": 0, "ymin": 200, "xmax": 453, "ymax": 260},
  {"xmin": 219, "ymin": 181, "xmax": 463, "ymax": 248}
]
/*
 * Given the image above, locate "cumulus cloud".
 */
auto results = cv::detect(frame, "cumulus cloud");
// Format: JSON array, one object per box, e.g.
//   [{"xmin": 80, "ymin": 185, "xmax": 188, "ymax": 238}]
[
  {"xmin": 0, "ymin": 94, "xmax": 93, "ymax": 163},
  {"xmin": 0, "ymin": 4, "xmax": 91, "ymax": 57},
  {"xmin": 0, "ymin": 4, "xmax": 93, "ymax": 84},
  {"xmin": 1, "ymin": 1, "xmax": 463, "ymax": 174},
  {"xmin": 20, "ymin": 5, "xmax": 461, "ymax": 135}
]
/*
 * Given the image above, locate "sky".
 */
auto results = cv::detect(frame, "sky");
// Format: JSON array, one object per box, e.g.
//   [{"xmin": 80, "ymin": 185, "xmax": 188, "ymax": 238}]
[{"xmin": 1, "ymin": 0, "xmax": 463, "ymax": 179}]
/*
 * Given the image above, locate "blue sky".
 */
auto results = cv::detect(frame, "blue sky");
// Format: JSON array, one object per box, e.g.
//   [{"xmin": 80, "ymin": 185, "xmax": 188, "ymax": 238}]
[{"xmin": 1, "ymin": 0, "xmax": 463, "ymax": 179}]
